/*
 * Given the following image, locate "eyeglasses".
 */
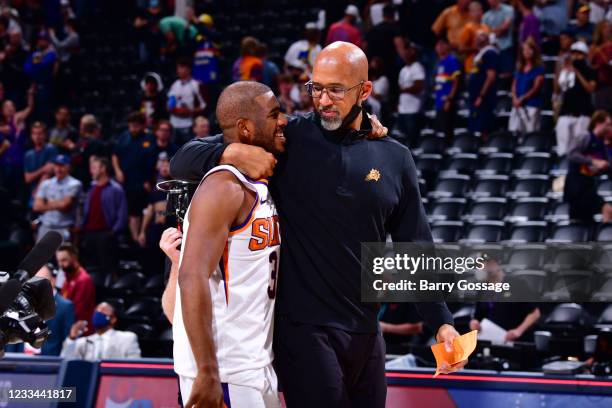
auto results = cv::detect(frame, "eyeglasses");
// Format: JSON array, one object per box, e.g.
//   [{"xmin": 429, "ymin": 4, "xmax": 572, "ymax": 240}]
[{"xmin": 305, "ymin": 80, "xmax": 364, "ymax": 101}]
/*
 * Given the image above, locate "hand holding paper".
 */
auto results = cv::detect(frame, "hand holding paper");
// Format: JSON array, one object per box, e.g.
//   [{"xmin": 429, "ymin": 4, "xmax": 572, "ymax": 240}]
[{"xmin": 430, "ymin": 330, "xmax": 477, "ymax": 377}]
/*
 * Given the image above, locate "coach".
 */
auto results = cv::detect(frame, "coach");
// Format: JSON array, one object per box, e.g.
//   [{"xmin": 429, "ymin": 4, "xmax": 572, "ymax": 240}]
[{"xmin": 170, "ymin": 42, "xmax": 465, "ymax": 408}]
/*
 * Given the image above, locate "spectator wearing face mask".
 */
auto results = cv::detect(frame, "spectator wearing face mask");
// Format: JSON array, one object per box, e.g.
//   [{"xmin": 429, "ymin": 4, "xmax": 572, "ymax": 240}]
[{"xmin": 61, "ymin": 301, "xmax": 141, "ymax": 361}]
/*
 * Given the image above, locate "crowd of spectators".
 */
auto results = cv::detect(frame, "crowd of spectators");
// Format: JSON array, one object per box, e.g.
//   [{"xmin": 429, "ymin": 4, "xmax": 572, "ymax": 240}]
[{"xmin": 1, "ymin": 0, "xmax": 612, "ymax": 357}]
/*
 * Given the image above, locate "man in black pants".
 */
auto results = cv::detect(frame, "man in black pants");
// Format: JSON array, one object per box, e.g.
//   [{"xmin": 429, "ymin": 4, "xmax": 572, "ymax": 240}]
[{"xmin": 170, "ymin": 41, "xmax": 466, "ymax": 407}]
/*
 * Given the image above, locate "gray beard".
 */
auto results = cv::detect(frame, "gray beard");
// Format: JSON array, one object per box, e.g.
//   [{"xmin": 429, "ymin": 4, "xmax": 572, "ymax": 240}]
[{"xmin": 320, "ymin": 116, "xmax": 342, "ymax": 131}]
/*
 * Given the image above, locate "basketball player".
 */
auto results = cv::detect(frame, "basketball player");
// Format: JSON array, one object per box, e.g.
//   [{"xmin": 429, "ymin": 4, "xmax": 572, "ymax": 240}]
[{"xmin": 173, "ymin": 81, "xmax": 286, "ymax": 408}]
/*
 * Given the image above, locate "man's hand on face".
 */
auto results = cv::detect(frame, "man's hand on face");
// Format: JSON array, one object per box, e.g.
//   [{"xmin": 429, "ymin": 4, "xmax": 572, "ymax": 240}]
[
  {"xmin": 221, "ymin": 144, "xmax": 277, "ymax": 180},
  {"xmin": 436, "ymin": 324, "xmax": 468, "ymax": 374},
  {"xmin": 366, "ymin": 113, "xmax": 388, "ymax": 139}
]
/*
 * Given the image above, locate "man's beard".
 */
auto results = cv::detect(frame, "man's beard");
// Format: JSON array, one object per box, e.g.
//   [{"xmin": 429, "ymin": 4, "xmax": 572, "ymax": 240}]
[{"xmin": 318, "ymin": 107, "xmax": 343, "ymax": 131}]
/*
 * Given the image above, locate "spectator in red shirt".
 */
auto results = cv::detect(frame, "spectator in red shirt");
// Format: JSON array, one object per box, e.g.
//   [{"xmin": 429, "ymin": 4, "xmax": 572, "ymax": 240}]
[
  {"xmin": 57, "ymin": 243, "xmax": 96, "ymax": 335},
  {"xmin": 79, "ymin": 156, "xmax": 128, "ymax": 279},
  {"xmin": 325, "ymin": 4, "xmax": 363, "ymax": 47}
]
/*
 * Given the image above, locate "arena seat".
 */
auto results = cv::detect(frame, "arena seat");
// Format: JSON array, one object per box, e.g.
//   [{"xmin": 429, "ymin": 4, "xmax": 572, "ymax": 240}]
[
  {"xmin": 428, "ymin": 174, "xmax": 470, "ymax": 199},
  {"xmin": 592, "ymin": 275, "xmax": 612, "ymax": 303},
  {"xmin": 463, "ymin": 197, "xmax": 506, "ymax": 222},
  {"xmin": 443, "ymin": 153, "xmax": 479, "ymax": 174},
  {"xmin": 125, "ymin": 323, "xmax": 155, "ymax": 339},
  {"xmin": 446, "ymin": 133, "xmax": 481, "ymax": 154},
  {"xmin": 513, "ymin": 152, "xmax": 552, "ymax": 176},
  {"xmin": 597, "ymin": 178, "xmax": 612, "ymax": 197},
  {"xmin": 124, "ymin": 297, "xmax": 162, "ymax": 323},
  {"xmin": 542, "ymin": 303, "xmax": 591, "ymax": 329},
  {"xmin": 547, "ymin": 222, "xmax": 592, "ymax": 242},
  {"xmin": 428, "ymin": 198, "xmax": 466, "ymax": 222},
  {"xmin": 480, "ymin": 130, "xmax": 515, "ymax": 153},
  {"xmin": 504, "ymin": 245, "xmax": 547, "ymax": 271},
  {"xmin": 415, "ymin": 153, "xmax": 443, "ymax": 185},
  {"xmin": 159, "ymin": 327, "xmax": 173, "ymax": 341},
  {"xmin": 109, "ymin": 272, "xmax": 145, "ymax": 297},
  {"xmin": 516, "ymin": 131, "xmax": 553, "ymax": 154},
  {"xmin": 596, "ymin": 223, "xmax": 612, "ymax": 242},
  {"xmin": 506, "ymin": 197, "xmax": 549, "ymax": 222},
  {"xmin": 507, "ymin": 221, "xmax": 547, "ymax": 243},
  {"xmin": 545, "ymin": 246, "xmax": 594, "ymax": 272},
  {"xmin": 510, "ymin": 270, "xmax": 548, "ymax": 295},
  {"xmin": 545, "ymin": 201, "xmax": 570, "ymax": 223},
  {"xmin": 507, "ymin": 175, "xmax": 550, "ymax": 199},
  {"xmin": 414, "ymin": 134, "xmax": 446, "ymax": 155},
  {"xmin": 470, "ymin": 175, "xmax": 510, "ymax": 198},
  {"xmin": 431, "ymin": 221, "xmax": 464, "ymax": 243},
  {"xmin": 543, "ymin": 271, "xmax": 595, "ymax": 302},
  {"xmin": 476, "ymin": 153, "xmax": 514, "ymax": 176},
  {"xmin": 463, "ymin": 220, "xmax": 505, "ymax": 243},
  {"xmin": 596, "ymin": 303, "xmax": 612, "ymax": 327},
  {"xmin": 144, "ymin": 274, "xmax": 165, "ymax": 293}
]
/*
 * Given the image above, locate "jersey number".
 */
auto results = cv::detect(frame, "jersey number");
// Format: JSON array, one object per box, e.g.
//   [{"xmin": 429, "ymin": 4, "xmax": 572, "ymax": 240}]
[{"xmin": 268, "ymin": 250, "xmax": 279, "ymax": 299}]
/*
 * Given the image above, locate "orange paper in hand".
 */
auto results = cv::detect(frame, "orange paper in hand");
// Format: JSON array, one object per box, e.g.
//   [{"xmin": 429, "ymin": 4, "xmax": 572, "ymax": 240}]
[{"xmin": 430, "ymin": 330, "xmax": 477, "ymax": 377}]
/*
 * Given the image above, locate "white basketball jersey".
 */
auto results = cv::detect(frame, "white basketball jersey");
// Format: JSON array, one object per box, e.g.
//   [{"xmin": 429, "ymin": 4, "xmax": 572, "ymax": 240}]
[{"xmin": 173, "ymin": 165, "xmax": 280, "ymax": 388}]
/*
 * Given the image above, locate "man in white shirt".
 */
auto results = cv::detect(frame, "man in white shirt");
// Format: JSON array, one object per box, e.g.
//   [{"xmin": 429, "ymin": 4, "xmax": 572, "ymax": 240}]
[
  {"xmin": 32, "ymin": 154, "xmax": 82, "ymax": 242},
  {"xmin": 284, "ymin": 22, "xmax": 321, "ymax": 73},
  {"xmin": 61, "ymin": 302, "xmax": 141, "ymax": 361},
  {"xmin": 395, "ymin": 41, "xmax": 425, "ymax": 146},
  {"xmin": 167, "ymin": 58, "xmax": 206, "ymax": 145}
]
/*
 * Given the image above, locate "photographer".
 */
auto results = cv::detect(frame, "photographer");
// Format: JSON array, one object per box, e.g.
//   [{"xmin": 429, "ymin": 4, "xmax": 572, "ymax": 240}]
[{"xmin": 555, "ymin": 41, "xmax": 596, "ymax": 156}]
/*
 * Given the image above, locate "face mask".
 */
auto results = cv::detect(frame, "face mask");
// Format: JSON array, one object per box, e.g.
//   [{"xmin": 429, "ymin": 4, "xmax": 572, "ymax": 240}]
[{"xmin": 92, "ymin": 311, "xmax": 111, "ymax": 330}]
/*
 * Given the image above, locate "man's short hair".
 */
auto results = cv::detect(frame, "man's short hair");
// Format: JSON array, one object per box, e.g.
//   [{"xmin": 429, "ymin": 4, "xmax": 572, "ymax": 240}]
[
  {"xmin": 56, "ymin": 105, "xmax": 70, "ymax": 114},
  {"xmin": 91, "ymin": 155, "xmax": 110, "ymax": 172},
  {"xmin": 31, "ymin": 121, "xmax": 47, "ymax": 133},
  {"xmin": 176, "ymin": 57, "xmax": 192, "ymax": 68},
  {"xmin": 589, "ymin": 110, "xmax": 610, "ymax": 132},
  {"xmin": 81, "ymin": 114, "xmax": 99, "ymax": 134},
  {"xmin": 216, "ymin": 81, "xmax": 272, "ymax": 130},
  {"xmin": 155, "ymin": 119, "xmax": 172, "ymax": 132},
  {"xmin": 127, "ymin": 111, "xmax": 146, "ymax": 125},
  {"xmin": 58, "ymin": 242, "xmax": 79, "ymax": 258}
]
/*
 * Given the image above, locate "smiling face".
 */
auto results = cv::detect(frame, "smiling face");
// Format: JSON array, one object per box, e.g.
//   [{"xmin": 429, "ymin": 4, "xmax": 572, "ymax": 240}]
[{"xmin": 249, "ymin": 91, "xmax": 287, "ymax": 155}]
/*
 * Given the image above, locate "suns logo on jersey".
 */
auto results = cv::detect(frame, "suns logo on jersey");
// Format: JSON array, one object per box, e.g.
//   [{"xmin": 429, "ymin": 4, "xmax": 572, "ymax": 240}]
[{"xmin": 248, "ymin": 215, "xmax": 280, "ymax": 251}]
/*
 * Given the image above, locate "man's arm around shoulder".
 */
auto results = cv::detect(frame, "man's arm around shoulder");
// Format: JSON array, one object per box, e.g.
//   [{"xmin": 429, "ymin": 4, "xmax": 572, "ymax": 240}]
[{"xmin": 170, "ymin": 135, "xmax": 277, "ymax": 182}]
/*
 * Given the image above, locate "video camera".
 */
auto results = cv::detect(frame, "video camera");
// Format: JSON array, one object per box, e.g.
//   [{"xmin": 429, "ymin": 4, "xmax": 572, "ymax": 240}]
[
  {"xmin": 0, "ymin": 231, "xmax": 62, "ymax": 358},
  {"xmin": 156, "ymin": 179, "xmax": 199, "ymax": 223}
]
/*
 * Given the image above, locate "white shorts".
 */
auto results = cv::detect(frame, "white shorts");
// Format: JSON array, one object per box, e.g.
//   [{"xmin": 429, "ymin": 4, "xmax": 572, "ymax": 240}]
[
  {"xmin": 555, "ymin": 115, "xmax": 590, "ymax": 156},
  {"xmin": 508, "ymin": 106, "xmax": 541, "ymax": 134},
  {"xmin": 179, "ymin": 364, "xmax": 280, "ymax": 408}
]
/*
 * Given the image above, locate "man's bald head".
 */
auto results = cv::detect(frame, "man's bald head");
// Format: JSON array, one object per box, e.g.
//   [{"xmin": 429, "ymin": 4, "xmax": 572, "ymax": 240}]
[
  {"xmin": 314, "ymin": 41, "xmax": 369, "ymax": 82},
  {"xmin": 216, "ymin": 81, "xmax": 273, "ymax": 130},
  {"xmin": 311, "ymin": 42, "xmax": 373, "ymax": 131}
]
